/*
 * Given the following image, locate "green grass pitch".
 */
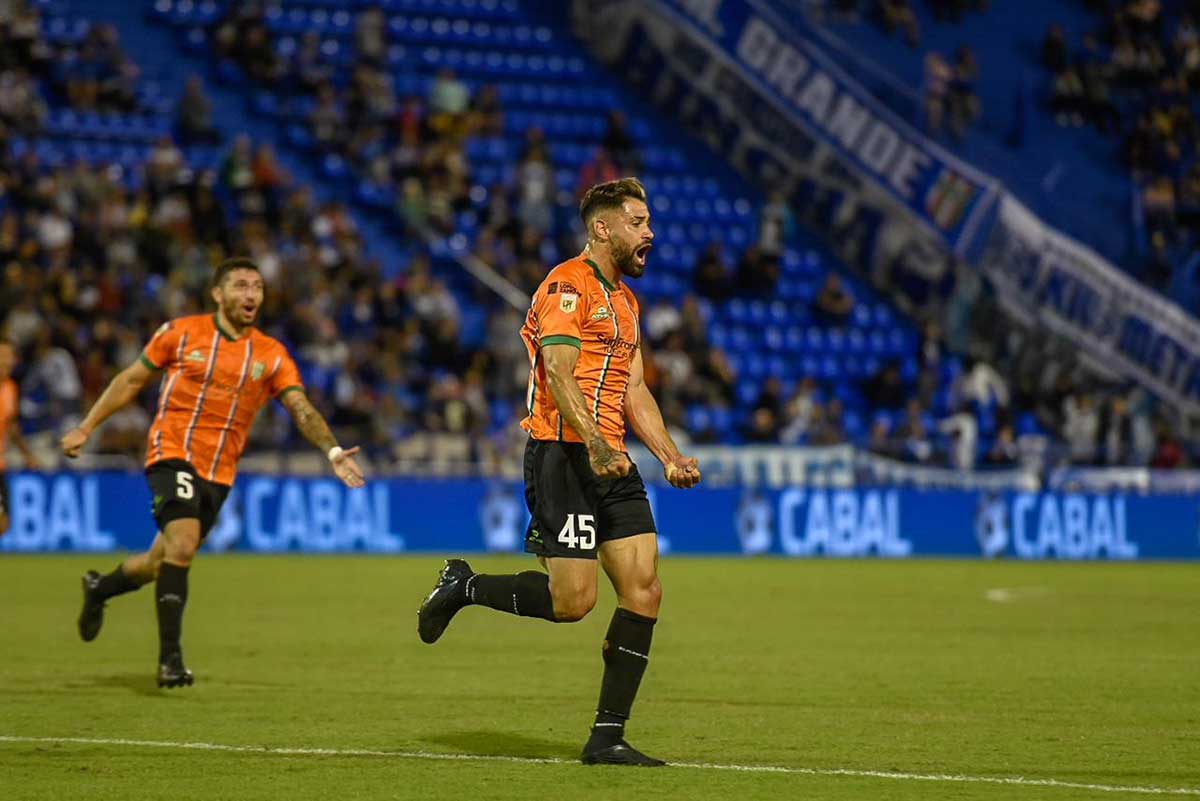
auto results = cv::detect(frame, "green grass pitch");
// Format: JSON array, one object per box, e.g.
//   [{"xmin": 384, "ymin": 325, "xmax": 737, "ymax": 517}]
[{"xmin": 1, "ymin": 554, "xmax": 1198, "ymax": 800}]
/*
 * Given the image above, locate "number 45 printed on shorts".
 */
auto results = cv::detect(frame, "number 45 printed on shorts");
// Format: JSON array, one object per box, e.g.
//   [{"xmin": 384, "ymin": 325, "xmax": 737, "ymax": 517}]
[{"xmin": 557, "ymin": 513, "xmax": 595, "ymax": 549}]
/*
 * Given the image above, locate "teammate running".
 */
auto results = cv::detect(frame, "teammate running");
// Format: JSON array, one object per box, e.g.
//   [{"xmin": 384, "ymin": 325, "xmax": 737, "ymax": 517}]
[
  {"xmin": 1, "ymin": 340, "xmax": 41, "ymax": 536},
  {"xmin": 417, "ymin": 178, "xmax": 701, "ymax": 766},
  {"xmin": 62, "ymin": 257, "xmax": 365, "ymax": 687}
]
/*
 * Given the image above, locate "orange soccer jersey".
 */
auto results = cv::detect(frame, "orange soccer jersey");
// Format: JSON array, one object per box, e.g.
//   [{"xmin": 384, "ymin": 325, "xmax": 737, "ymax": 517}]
[
  {"xmin": 520, "ymin": 256, "xmax": 641, "ymax": 452},
  {"xmin": 0, "ymin": 378, "xmax": 17, "ymax": 471},
  {"xmin": 140, "ymin": 314, "xmax": 303, "ymax": 486}
]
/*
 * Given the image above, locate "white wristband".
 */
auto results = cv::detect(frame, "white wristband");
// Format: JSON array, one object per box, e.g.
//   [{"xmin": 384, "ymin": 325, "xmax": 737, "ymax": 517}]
[{"xmin": 327, "ymin": 445, "xmax": 344, "ymax": 463}]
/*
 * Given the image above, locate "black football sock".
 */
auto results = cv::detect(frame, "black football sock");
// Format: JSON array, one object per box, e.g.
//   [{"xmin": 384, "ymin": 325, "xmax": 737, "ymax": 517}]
[
  {"xmin": 589, "ymin": 608, "xmax": 657, "ymax": 746},
  {"xmin": 93, "ymin": 563, "xmax": 143, "ymax": 600},
  {"xmin": 156, "ymin": 562, "xmax": 189, "ymax": 661},
  {"xmin": 462, "ymin": 571, "xmax": 557, "ymax": 621}
]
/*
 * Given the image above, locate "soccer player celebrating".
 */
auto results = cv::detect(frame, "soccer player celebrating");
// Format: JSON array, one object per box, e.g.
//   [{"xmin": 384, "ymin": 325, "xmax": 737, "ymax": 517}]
[
  {"xmin": 62, "ymin": 258, "xmax": 365, "ymax": 688},
  {"xmin": 418, "ymin": 178, "xmax": 701, "ymax": 766},
  {"xmin": 0, "ymin": 340, "xmax": 41, "ymax": 537}
]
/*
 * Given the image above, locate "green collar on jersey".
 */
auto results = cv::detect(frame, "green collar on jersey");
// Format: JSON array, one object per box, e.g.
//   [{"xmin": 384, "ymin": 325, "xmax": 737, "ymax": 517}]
[
  {"xmin": 212, "ymin": 313, "xmax": 241, "ymax": 342},
  {"xmin": 584, "ymin": 258, "xmax": 617, "ymax": 292}
]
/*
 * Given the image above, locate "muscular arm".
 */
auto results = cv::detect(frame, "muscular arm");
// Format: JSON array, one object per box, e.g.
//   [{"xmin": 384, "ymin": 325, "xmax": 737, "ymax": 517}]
[
  {"xmin": 279, "ymin": 389, "xmax": 338, "ymax": 453},
  {"xmin": 280, "ymin": 388, "xmax": 365, "ymax": 488},
  {"xmin": 542, "ymin": 343, "xmax": 626, "ymax": 475},
  {"xmin": 624, "ymin": 346, "xmax": 701, "ymax": 489},
  {"xmin": 62, "ymin": 358, "xmax": 157, "ymax": 458},
  {"xmin": 78, "ymin": 359, "xmax": 157, "ymax": 436},
  {"xmin": 623, "ymin": 346, "xmax": 681, "ymax": 466}
]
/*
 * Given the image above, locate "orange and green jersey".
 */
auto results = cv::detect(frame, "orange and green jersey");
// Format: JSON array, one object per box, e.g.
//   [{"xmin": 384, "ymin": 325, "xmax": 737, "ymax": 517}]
[
  {"xmin": 520, "ymin": 255, "xmax": 641, "ymax": 452},
  {"xmin": 0, "ymin": 378, "xmax": 17, "ymax": 471},
  {"xmin": 141, "ymin": 314, "xmax": 303, "ymax": 486}
]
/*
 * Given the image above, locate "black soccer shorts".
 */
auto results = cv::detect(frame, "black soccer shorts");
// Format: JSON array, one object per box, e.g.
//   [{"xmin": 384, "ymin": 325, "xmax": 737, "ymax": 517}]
[
  {"xmin": 145, "ymin": 459, "xmax": 231, "ymax": 540},
  {"xmin": 522, "ymin": 438, "xmax": 657, "ymax": 560}
]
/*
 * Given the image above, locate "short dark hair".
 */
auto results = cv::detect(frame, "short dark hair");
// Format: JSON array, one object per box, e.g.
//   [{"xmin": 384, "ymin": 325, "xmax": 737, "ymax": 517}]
[
  {"xmin": 212, "ymin": 257, "xmax": 261, "ymax": 288},
  {"xmin": 579, "ymin": 177, "xmax": 647, "ymax": 229}
]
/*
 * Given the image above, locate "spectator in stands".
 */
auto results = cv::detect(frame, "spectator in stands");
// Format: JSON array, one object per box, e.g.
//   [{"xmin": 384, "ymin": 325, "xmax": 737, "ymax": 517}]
[
  {"xmin": 743, "ymin": 407, "xmax": 780, "ymax": 443},
  {"xmin": 878, "ymin": 0, "xmax": 920, "ymax": 47},
  {"xmin": 469, "ymin": 84, "xmax": 504, "ymax": 138},
  {"xmin": 808, "ymin": 399, "xmax": 847, "ymax": 446},
  {"xmin": 812, "ymin": 272, "xmax": 855, "ymax": 327},
  {"xmin": 1063, "ymin": 390, "xmax": 1100, "ymax": 464},
  {"xmin": 866, "ymin": 414, "xmax": 904, "ymax": 459},
  {"xmin": 758, "ymin": 192, "xmax": 795, "ymax": 258},
  {"xmin": 577, "ymin": 146, "xmax": 620, "ymax": 200},
  {"xmin": 602, "ymin": 110, "xmax": 639, "ymax": 172},
  {"xmin": 0, "ymin": 66, "xmax": 46, "ymax": 135},
  {"xmin": 429, "ymin": 68, "xmax": 470, "ymax": 137},
  {"xmin": 736, "ymin": 245, "xmax": 780, "ymax": 297},
  {"xmin": 176, "ymin": 75, "xmax": 219, "ymax": 145},
  {"xmin": 983, "ymin": 424, "xmax": 1019, "ymax": 467},
  {"xmin": 290, "ymin": 32, "xmax": 332, "ymax": 94},
  {"xmin": 896, "ymin": 398, "xmax": 933, "ymax": 463},
  {"xmin": 956, "ymin": 357, "xmax": 1010, "ymax": 411},
  {"xmin": 1150, "ymin": 419, "xmax": 1186, "ymax": 468},
  {"xmin": 1042, "ymin": 23, "xmax": 1070, "ymax": 75},
  {"xmin": 864, "ymin": 360, "xmax": 906, "ymax": 410},
  {"xmin": 693, "ymin": 243, "xmax": 732, "ymax": 300},
  {"xmin": 309, "ymin": 82, "xmax": 345, "ymax": 152},
  {"xmin": 356, "ymin": 7, "xmax": 387, "ymax": 67},
  {"xmin": 948, "ymin": 46, "xmax": 980, "ymax": 140},
  {"xmin": 923, "ymin": 51, "xmax": 953, "ymax": 135},
  {"xmin": 780, "ymin": 376, "xmax": 819, "ymax": 445},
  {"xmin": 1051, "ymin": 65, "xmax": 1086, "ymax": 126},
  {"xmin": 514, "ymin": 140, "xmax": 555, "ymax": 234},
  {"xmin": 939, "ymin": 403, "xmax": 979, "ymax": 470}
]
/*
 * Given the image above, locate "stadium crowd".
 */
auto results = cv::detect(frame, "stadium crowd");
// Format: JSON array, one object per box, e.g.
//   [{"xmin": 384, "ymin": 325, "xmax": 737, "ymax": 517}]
[
  {"xmin": 1040, "ymin": 0, "xmax": 1200, "ymax": 297},
  {"xmin": 0, "ymin": 0, "xmax": 1193, "ymax": 474}
]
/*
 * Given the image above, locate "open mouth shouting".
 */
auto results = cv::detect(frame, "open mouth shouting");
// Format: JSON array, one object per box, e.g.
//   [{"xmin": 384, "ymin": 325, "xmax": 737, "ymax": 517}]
[{"xmin": 633, "ymin": 242, "xmax": 653, "ymax": 268}]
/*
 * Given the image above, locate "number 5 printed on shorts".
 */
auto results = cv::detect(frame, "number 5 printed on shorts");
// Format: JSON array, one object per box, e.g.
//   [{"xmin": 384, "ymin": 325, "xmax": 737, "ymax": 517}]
[
  {"xmin": 176, "ymin": 471, "xmax": 195, "ymax": 500},
  {"xmin": 557, "ymin": 513, "xmax": 595, "ymax": 549}
]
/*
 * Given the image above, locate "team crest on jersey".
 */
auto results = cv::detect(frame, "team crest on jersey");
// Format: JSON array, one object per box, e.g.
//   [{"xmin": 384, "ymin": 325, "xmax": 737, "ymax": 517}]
[
  {"xmin": 251, "ymin": 361, "xmax": 266, "ymax": 381},
  {"xmin": 560, "ymin": 293, "xmax": 579, "ymax": 313},
  {"xmin": 187, "ymin": 349, "xmax": 206, "ymax": 363},
  {"xmin": 591, "ymin": 306, "xmax": 611, "ymax": 321}
]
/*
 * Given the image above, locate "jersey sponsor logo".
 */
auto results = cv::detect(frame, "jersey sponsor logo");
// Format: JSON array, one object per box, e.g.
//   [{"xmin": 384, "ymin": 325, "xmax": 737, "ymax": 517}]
[
  {"xmin": 251, "ymin": 361, "xmax": 266, "ymax": 381},
  {"xmin": 560, "ymin": 293, "xmax": 579, "ymax": 313},
  {"xmin": 591, "ymin": 306, "xmax": 612, "ymax": 321},
  {"xmin": 547, "ymin": 281, "xmax": 578, "ymax": 296},
  {"xmin": 596, "ymin": 333, "xmax": 638, "ymax": 356},
  {"xmin": 187, "ymin": 349, "xmax": 206, "ymax": 363}
]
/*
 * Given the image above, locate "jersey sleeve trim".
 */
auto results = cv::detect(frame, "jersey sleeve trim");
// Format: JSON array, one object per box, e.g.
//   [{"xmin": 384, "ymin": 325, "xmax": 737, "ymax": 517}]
[
  {"xmin": 139, "ymin": 352, "xmax": 163, "ymax": 371},
  {"xmin": 275, "ymin": 385, "xmax": 304, "ymax": 399},
  {"xmin": 541, "ymin": 335, "xmax": 582, "ymax": 348}
]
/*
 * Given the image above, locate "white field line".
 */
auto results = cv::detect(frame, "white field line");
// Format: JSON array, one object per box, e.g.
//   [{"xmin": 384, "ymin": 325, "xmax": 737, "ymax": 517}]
[{"xmin": 1, "ymin": 735, "xmax": 1197, "ymax": 796}]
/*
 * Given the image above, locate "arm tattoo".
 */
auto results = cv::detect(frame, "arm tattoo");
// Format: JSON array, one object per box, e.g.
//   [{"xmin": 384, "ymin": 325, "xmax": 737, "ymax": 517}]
[{"xmin": 288, "ymin": 395, "xmax": 338, "ymax": 453}]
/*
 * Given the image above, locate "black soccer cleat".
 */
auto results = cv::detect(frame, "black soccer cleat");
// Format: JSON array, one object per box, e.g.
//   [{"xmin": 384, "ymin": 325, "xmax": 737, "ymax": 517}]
[
  {"xmin": 157, "ymin": 654, "xmax": 195, "ymax": 689},
  {"xmin": 77, "ymin": 570, "xmax": 105, "ymax": 642},
  {"xmin": 417, "ymin": 558, "xmax": 473, "ymax": 644},
  {"xmin": 580, "ymin": 739, "xmax": 667, "ymax": 767}
]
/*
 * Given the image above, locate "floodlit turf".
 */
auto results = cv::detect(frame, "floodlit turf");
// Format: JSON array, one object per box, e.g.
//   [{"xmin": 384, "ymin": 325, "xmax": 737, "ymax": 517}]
[{"xmin": 1, "ymin": 554, "xmax": 1198, "ymax": 800}]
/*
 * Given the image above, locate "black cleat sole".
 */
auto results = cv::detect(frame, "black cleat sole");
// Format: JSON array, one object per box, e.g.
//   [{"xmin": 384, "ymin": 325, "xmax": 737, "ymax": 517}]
[
  {"xmin": 417, "ymin": 559, "xmax": 473, "ymax": 644},
  {"xmin": 581, "ymin": 741, "xmax": 667, "ymax": 767},
  {"xmin": 77, "ymin": 571, "xmax": 104, "ymax": 642}
]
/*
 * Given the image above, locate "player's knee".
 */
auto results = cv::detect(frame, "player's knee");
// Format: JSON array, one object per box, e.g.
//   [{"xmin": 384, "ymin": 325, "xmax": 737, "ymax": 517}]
[
  {"xmin": 552, "ymin": 587, "xmax": 596, "ymax": 622},
  {"xmin": 163, "ymin": 537, "xmax": 199, "ymax": 565},
  {"xmin": 623, "ymin": 574, "xmax": 662, "ymax": 617}
]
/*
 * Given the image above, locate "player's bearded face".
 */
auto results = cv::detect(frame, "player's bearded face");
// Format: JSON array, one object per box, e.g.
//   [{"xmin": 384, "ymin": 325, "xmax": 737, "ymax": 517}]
[
  {"xmin": 610, "ymin": 202, "xmax": 653, "ymax": 278},
  {"xmin": 217, "ymin": 270, "xmax": 265, "ymax": 327}
]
